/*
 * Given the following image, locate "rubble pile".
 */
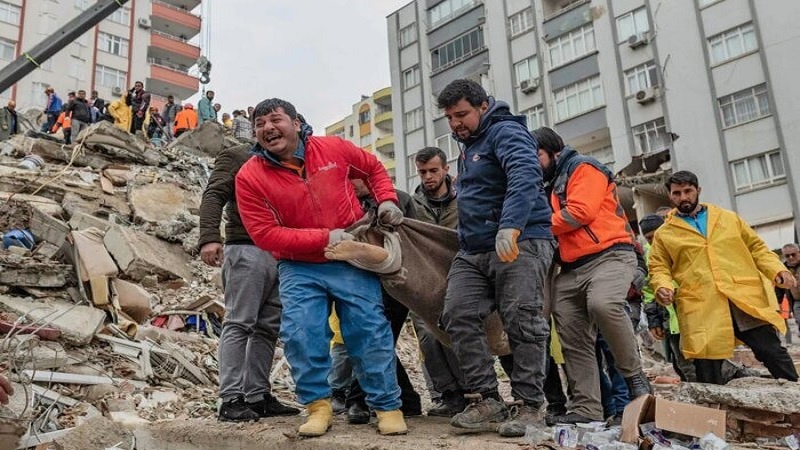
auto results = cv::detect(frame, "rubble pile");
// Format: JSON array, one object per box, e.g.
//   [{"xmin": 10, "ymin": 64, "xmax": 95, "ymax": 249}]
[{"xmin": 0, "ymin": 122, "xmax": 282, "ymax": 449}]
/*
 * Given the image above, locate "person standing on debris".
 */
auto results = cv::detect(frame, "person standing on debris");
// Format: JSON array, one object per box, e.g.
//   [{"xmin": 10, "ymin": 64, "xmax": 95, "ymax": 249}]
[
  {"xmin": 778, "ymin": 243, "xmax": 800, "ymax": 336},
  {"xmin": 198, "ymin": 90, "xmax": 216, "ymax": 123},
  {"xmin": 51, "ymin": 104, "xmax": 72, "ymax": 145},
  {"xmin": 198, "ymin": 143, "xmax": 300, "ymax": 422},
  {"xmin": 173, "ymin": 104, "xmax": 198, "ymax": 138},
  {"xmin": 42, "ymin": 86, "xmax": 63, "ymax": 133},
  {"xmin": 236, "ymin": 98, "xmax": 407, "ymax": 437},
  {"xmin": 65, "ymin": 90, "xmax": 92, "ymax": 142},
  {"xmin": 436, "ymin": 79, "xmax": 555, "ymax": 437},
  {"xmin": 649, "ymin": 170, "xmax": 799, "ymax": 385},
  {"xmin": 161, "ymin": 95, "xmax": 178, "ymax": 141},
  {"xmin": 89, "ymin": 90, "xmax": 106, "ymax": 123},
  {"xmin": 146, "ymin": 107, "xmax": 167, "ymax": 144},
  {"xmin": 409, "ymin": 147, "xmax": 467, "ymax": 418},
  {"xmin": 222, "ymin": 112, "xmax": 232, "ymax": 129},
  {"xmin": 107, "ymin": 91, "xmax": 131, "ymax": 133},
  {"xmin": 128, "ymin": 81, "xmax": 151, "ymax": 136},
  {"xmin": 232, "ymin": 110, "xmax": 252, "ymax": 141},
  {"xmin": 0, "ymin": 100, "xmax": 18, "ymax": 142},
  {"xmin": 533, "ymin": 126, "xmax": 652, "ymax": 425}
]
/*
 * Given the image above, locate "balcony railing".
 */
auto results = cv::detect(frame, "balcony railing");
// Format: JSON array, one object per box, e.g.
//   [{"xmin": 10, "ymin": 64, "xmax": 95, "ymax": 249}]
[
  {"xmin": 147, "ymin": 57, "xmax": 191, "ymax": 74},
  {"xmin": 152, "ymin": 0, "xmax": 200, "ymax": 17},
  {"xmin": 151, "ymin": 29, "xmax": 190, "ymax": 44}
]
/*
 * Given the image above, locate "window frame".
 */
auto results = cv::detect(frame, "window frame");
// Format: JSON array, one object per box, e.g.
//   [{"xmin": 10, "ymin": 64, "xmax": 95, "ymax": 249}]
[
  {"xmin": 0, "ymin": 37, "xmax": 15, "ymax": 62},
  {"xmin": 730, "ymin": 150, "xmax": 786, "ymax": 192},
  {"xmin": 402, "ymin": 66, "xmax": 420, "ymax": 90},
  {"xmin": 107, "ymin": 7, "xmax": 130, "ymax": 25},
  {"xmin": 615, "ymin": 7, "xmax": 650, "ymax": 43},
  {"xmin": 514, "ymin": 55, "xmax": 540, "ymax": 88},
  {"xmin": 552, "ymin": 76, "xmax": 604, "ymax": 122},
  {"xmin": 718, "ymin": 84, "xmax": 770, "ymax": 128},
  {"xmin": 428, "ymin": 0, "xmax": 477, "ymax": 30},
  {"xmin": 522, "ymin": 105, "xmax": 545, "ymax": 132},
  {"xmin": 94, "ymin": 64, "xmax": 127, "ymax": 89},
  {"xmin": 430, "ymin": 27, "xmax": 485, "ymax": 73},
  {"xmin": 547, "ymin": 23, "xmax": 596, "ymax": 68},
  {"xmin": 404, "ymin": 108, "xmax": 424, "ymax": 132},
  {"xmin": 624, "ymin": 61, "xmax": 659, "ymax": 96},
  {"xmin": 435, "ymin": 134, "xmax": 460, "ymax": 161},
  {"xmin": 708, "ymin": 23, "xmax": 757, "ymax": 65},
  {"xmin": 508, "ymin": 8, "xmax": 534, "ymax": 37},
  {"xmin": 98, "ymin": 31, "xmax": 129, "ymax": 58},
  {"xmin": 399, "ymin": 23, "xmax": 417, "ymax": 47},
  {"xmin": 0, "ymin": 1, "xmax": 21, "ymax": 25},
  {"xmin": 632, "ymin": 117, "xmax": 670, "ymax": 156}
]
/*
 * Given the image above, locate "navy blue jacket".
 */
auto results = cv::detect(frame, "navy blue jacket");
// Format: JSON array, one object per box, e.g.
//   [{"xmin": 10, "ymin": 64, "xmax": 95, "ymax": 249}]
[{"xmin": 453, "ymin": 98, "xmax": 552, "ymax": 254}]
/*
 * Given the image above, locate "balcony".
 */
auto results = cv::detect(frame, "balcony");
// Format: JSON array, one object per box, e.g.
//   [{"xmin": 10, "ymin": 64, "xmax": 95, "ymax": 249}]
[
  {"xmin": 149, "ymin": 30, "xmax": 201, "ymax": 69},
  {"xmin": 157, "ymin": 0, "xmax": 201, "ymax": 12},
  {"xmin": 376, "ymin": 135, "xmax": 394, "ymax": 154},
  {"xmin": 373, "ymin": 87, "xmax": 392, "ymax": 107},
  {"xmin": 374, "ymin": 110, "xmax": 393, "ymax": 131},
  {"xmin": 152, "ymin": 0, "xmax": 201, "ymax": 40},
  {"xmin": 147, "ymin": 59, "xmax": 199, "ymax": 101},
  {"xmin": 382, "ymin": 159, "xmax": 396, "ymax": 171}
]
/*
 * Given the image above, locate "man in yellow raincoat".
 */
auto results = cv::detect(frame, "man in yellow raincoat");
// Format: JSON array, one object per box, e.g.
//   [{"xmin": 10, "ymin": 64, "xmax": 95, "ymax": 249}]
[{"xmin": 648, "ymin": 170, "xmax": 798, "ymax": 384}]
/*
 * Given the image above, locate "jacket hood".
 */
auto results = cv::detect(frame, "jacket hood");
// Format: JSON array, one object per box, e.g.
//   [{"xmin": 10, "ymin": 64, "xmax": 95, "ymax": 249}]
[
  {"xmin": 452, "ymin": 98, "xmax": 526, "ymax": 145},
  {"xmin": 554, "ymin": 145, "xmax": 579, "ymax": 173}
]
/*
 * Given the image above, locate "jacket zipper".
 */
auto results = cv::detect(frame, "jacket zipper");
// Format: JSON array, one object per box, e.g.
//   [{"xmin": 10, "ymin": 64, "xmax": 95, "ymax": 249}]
[{"xmin": 583, "ymin": 225, "xmax": 600, "ymax": 244}]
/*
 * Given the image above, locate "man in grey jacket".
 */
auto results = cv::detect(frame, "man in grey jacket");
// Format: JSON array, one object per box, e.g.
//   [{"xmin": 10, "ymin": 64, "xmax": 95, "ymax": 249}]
[{"xmin": 198, "ymin": 143, "xmax": 299, "ymax": 422}]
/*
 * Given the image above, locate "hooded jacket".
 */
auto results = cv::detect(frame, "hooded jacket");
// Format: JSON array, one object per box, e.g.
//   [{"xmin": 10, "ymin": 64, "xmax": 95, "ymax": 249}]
[
  {"xmin": 412, "ymin": 175, "xmax": 458, "ymax": 229},
  {"xmin": 452, "ymin": 98, "xmax": 552, "ymax": 253},
  {"xmin": 107, "ymin": 98, "xmax": 131, "ymax": 132},
  {"xmin": 198, "ymin": 144, "xmax": 253, "ymax": 248},
  {"xmin": 235, "ymin": 132, "xmax": 398, "ymax": 262}
]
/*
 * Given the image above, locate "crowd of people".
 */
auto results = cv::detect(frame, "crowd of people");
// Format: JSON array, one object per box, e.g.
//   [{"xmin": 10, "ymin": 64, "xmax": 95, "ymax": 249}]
[{"xmin": 197, "ymin": 77, "xmax": 799, "ymax": 440}]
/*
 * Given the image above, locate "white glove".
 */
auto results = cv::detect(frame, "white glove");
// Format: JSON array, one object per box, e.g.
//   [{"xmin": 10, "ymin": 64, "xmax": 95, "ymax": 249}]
[
  {"xmin": 328, "ymin": 229, "xmax": 355, "ymax": 246},
  {"xmin": 378, "ymin": 201, "xmax": 404, "ymax": 226}
]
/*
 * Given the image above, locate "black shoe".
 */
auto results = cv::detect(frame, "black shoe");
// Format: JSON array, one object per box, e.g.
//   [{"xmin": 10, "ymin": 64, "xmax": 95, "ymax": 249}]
[
  {"xmin": 247, "ymin": 394, "xmax": 300, "ymax": 417},
  {"xmin": 553, "ymin": 412, "xmax": 595, "ymax": 425},
  {"xmin": 347, "ymin": 402, "xmax": 371, "ymax": 424},
  {"xmin": 331, "ymin": 390, "xmax": 347, "ymax": 414},
  {"xmin": 428, "ymin": 391, "xmax": 467, "ymax": 418},
  {"xmin": 544, "ymin": 407, "xmax": 568, "ymax": 427},
  {"xmin": 624, "ymin": 371, "xmax": 653, "ymax": 399},
  {"xmin": 218, "ymin": 397, "xmax": 259, "ymax": 422},
  {"xmin": 401, "ymin": 402, "xmax": 422, "ymax": 417}
]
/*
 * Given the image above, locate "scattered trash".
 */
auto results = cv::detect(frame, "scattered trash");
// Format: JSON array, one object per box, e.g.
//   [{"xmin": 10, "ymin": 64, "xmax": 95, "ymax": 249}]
[{"xmin": 17, "ymin": 154, "xmax": 45, "ymax": 171}]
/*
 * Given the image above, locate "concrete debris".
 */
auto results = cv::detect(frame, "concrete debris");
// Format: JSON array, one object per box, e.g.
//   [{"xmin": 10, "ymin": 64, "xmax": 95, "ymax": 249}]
[
  {"xmin": 0, "ymin": 254, "xmax": 72, "ymax": 288},
  {"xmin": 104, "ymin": 224, "xmax": 190, "ymax": 281},
  {"xmin": 130, "ymin": 183, "xmax": 199, "ymax": 224},
  {"xmin": 66, "ymin": 211, "xmax": 110, "ymax": 232},
  {"xmin": 0, "ymin": 193, "xmax": 62, "ymax": 217},
  {"xmin": 0, "ymin": 295, "xmax": 105, "ymax": 345},
  {"xmin": 111, "ymin": 279, "xmax": 153, "ymax": 324},
  {"xmin": 165, "ymin": 121, "xmax": 227, "ymax": 157}
]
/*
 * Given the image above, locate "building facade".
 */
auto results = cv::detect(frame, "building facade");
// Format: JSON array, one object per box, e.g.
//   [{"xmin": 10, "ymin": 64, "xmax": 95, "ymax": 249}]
[
  {"xmin": 387, "ymin": 0, "xmax": 800, "ymax": 248},
  {"xmin": 325, "ymin": 87, "xmax": 397, "ymax": 183},
  {"xmin": 0, "ymin": 0, "xmax": 201, "ymax": 112}
]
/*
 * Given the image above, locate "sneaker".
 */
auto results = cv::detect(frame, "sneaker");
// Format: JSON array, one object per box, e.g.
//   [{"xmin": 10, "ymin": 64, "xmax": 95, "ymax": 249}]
[
  {"xmin": 218, "ymin": 396, "xmax": 259, "ymax": 422},
  {"xmin": 331, "ymin": 390, "xmax": 347, "ymax": 414},
  {"xmin": 347, "ymin": 401, "xmax": 371, "ymax": 425},
  {"xmin": 498, "ymin": 402, "xmax": 545, "ymax": 437},
  {"xmin": 545, "ymin": 405, "xmax": 568, "ymax": 427},
  {"xmin": 450, "ymin": 395, "xmax": 508, "ymax": 433},
  {"xmin": 247, "ymin": 394, "xmax": 300, "ymax": 417},
  {"xmin": 552, "ymin": 412, "xmax": 596, "ymax": 425},
  {"xmin": 428, "ymin": 390, "xmax": 467, "ymax": 418},
  {"xmin": 624, "ymin": 371, "xmax": 653, "ymax": 399}
]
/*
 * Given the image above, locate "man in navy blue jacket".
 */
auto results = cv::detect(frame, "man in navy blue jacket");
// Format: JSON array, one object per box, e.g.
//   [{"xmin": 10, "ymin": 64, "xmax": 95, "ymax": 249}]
[{"xmin": 438, "ymin": 79, "xmax": 555, "ymax": 437}]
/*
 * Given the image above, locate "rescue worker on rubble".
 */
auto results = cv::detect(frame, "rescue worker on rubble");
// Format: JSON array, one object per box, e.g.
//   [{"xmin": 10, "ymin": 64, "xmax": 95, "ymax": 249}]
[
  {"xmin": 648, "ymin": 170, "xmax": 799, "ymax": 384},
  {"xmin": 437, "ymin": 79, "xmax": 555, "ymax": 437},
  {"xmin": 107, "ymin": 91, "xmax": 131, "ymax": 133},
  {"xmin": 235, "ymin": 98, "xmax": 407, "ymax": 437},
  {"xmin": 198, "ymin": 142, "xmax": 299, "ymax": 422}
]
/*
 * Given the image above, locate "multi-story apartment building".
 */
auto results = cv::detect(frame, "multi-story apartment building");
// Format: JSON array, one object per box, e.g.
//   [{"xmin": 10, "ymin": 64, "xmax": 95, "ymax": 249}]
[
  {"xmin": 0, "ymin": 0, "xmax": 201, "ymax": 112},
  {"xmin": 387, "ymin": 0, "xmax": 800, "ymax": 248},
  {"xmin": 325, "ymin": 87, "xmax": 397, "ymax": 183}
]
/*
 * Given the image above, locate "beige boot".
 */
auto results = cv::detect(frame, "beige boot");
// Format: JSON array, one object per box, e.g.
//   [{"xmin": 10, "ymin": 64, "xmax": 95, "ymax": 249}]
[
  {"xmin": 376, "ymin": 410, "xmax": 408, "ymax": 435},
  {"xmin": 298, "ymin": 399, "xmax": 333, "ymax": 437}
]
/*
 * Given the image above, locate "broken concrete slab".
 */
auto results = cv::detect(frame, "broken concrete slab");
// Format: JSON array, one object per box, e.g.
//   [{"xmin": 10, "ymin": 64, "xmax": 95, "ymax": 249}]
[
  {"xmin": 0, "ymin": 192, "xmax": 62, "ymax": 217},
  {"xmin": 0, "ymin": 255, "xmax": 72, "ymax": 287},
  {"xmin": 28, "ymin": 206, "xmax": 69, "ymax": 247},
  {"xmin": 71, "ymin": 228, "xmax": 118, "ymax": 283},
  {"xmin": 67, "ymin": 211, "xmax": 110, "ymax": 232},
  {"xmin": 166, "ymin": 121, "xmax": 225, "ymax": 157},
  {"xmin": 8, "ymin": 336, "xmax": 79, "ymax": 370},
  {"xmin": 0, "ymin": 295, "xmax": 105, "ymax": 345},
  {"xmin": 79, "ymin": 122, "xmax": 163, "ymax": 167},
  {"xmin": 111, "ymin": 279, "xmax": 153, "ymax": 323},
  {"xmin": 103, "ymin": 225, "xmax": 190, "ymax": 281},
  {"xmin": 129, "ymin": 183, "xmax": 200, "ymax": 223}
]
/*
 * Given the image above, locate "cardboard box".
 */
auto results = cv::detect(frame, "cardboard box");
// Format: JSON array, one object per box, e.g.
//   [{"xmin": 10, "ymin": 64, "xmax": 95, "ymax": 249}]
[{"xmin": 621, "ymin": 395, "xmax": 726, "ymax": 444}]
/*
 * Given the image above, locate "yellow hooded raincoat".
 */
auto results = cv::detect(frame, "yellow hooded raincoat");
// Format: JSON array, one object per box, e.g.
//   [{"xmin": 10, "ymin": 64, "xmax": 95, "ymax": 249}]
[{"xmin": 648, "ymin": 204, "xmax": 785, "ymax": 360}]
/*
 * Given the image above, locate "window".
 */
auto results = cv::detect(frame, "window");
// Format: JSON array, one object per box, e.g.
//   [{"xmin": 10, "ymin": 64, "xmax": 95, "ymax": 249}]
[
  {"xmin": 30, "ymin": 82, "xmax": 49, "ymax": 109},
  {"xmin": 509, "ymin": 8, "xmax": 534, "ymax": 37},
  {"xmin": 731, "ymin": 151, "xmax": 785, "ymax": 192},
  {"xmin": 108, "ymin": 8, "xmax": 130, "ymax": 25},
  {"xmin": 399, "ymin": 23, "xmax": 417, "ymax": 47},
  {"xmin": 431, "ymin": 28, "xmax": 485, "ymax": 73},
  {"xmin": 0, "ymin": 38, "xmax": 14, "ymax": 61},
  {"xmin": 588, "ymin": 146, "xmax": 615, "ymax": 172},
  {"xmin": 548, "ymin": 24, "xmax": 595, "ymax": 67},
  {"xmin": 404, "ymin": 108, "xmax": 423, "ymax": 132},
  {"xmin": 624, "ymin": 61, "xmax": 659, "ymax": 95},
  {"xmin": 616, "ymin": 7, "xmax": 649, "ymax": 42},
  {"xmin": 402, "ymin": 66, "xmax": 420, "ymax": 90},
  {"xmin": 95, "ymin": 64, "xmax": 127, "ymax": 89},
  {"xmin": 718, "ymin": 84, "xmax": 770, "ymax": 128},
  {"xmin": 360, "ymin": 134, "xmax": 372, "ymax": 147},
  {"xmin": 553, "ymin": 76, "xmax": 604, "ymax": 122},
  {"xmin": 74, "ymin": 0, "xmax": 90, "ymax": 9},
  {"xmin": 709, "ymin": 23, "xmax": 757, "ymax": 65},
  {"xmin": 98, "ymin": 32, "xmax": 129, "ymax": 57},
  {"xmin": 69, "ymin": 56, "xmax": 86, "ymax": 80},
  {"xmin": 349, "ymin": 125, "xmax": 354, "ymax": 137},
  {"xmin": 435, "ymin": 134, "xmax": 461, "ymax": 161},
  {"xmin": 514, "ymin": 56, "xmax": 540, "ymax": 87},
  {"xmin": 632, "ymin": 118, "xmax": 670, "ymax": 155},
  {"xmin": 428, "ymin": 0, "xmax": 477, "ymax": 29},
  {"xmin": 358, "ymin": 109, "xmax": 371, "ymax": 125},
  {"xmin": 0, "ymin": 1, "xmax": 21, "ymax": 25},
  {"xmin": 523, "ymin": 105, "xmax": 545, "ymax": 131}
]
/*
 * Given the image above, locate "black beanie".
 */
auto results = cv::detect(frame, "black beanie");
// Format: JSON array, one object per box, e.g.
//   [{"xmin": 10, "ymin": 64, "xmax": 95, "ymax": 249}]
[{"xmin": 639, "ymin": 214, "xmax": 664, "ymax": 235}]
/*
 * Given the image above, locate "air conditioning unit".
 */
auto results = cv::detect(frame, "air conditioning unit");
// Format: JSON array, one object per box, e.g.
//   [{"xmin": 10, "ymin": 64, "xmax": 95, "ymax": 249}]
[
  {"xmin": 635, "ymin": 86, "xmax": 657, "ymax": 104},
  {"xmin": 628, "ymin": 32, "xmax": 649, "ymax": 49},
  {"xmin": 520, "ymin": 78, "xmax": 539, "ymax": 94},
  {"xmin": 112, "ymin": 86, "xmax": 123, "ymax": 95},
  {"xmin": 138, "ymin": 18, "xmax": 151, "ymax": 29}
]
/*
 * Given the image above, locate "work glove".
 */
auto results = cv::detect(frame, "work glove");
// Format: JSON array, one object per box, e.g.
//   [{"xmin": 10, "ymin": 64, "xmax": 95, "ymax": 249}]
[
  {"xmin": 328, "ymin": 229, "xmax": 355, "ymax": 246},
  {"xmin": 495, "ymin": 228, "xmax": 521, "ymax": 263},
  {"xmin": 378, "ymin": 201, "xmax": 404, "ymax": 226}
]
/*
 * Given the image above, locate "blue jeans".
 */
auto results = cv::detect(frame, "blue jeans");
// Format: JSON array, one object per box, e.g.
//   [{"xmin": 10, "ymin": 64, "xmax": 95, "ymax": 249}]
[
  {"xmin": 278, "ymin": 261, "xmax": 401, "ymax": 410},
  {"xmin": 328, "ymin": 342, "xmax": 353, "ymax": 392},
  {"xmin": 596, "ymin": 334, "xmax": 629, "ymax": 418}
]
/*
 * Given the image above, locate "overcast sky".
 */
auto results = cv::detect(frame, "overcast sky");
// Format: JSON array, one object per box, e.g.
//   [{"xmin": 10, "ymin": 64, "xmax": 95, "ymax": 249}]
[{"xmin": 190, "ymin": 1, "xmax": 411, "ymax": 134}]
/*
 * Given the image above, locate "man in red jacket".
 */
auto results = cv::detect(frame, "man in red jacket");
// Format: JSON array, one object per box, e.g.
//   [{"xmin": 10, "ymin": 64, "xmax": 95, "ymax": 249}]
[{"xmin": 235, "ymin": 98, "xmax": 407, "ymax": 437}]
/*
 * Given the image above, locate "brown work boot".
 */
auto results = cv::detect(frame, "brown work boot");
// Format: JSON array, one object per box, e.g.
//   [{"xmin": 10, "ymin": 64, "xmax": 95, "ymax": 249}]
[
  {"xmin": 498, "ymin": 401, "xmax": 545, "ymax": 437},
  {"xmin": 376, "ymin": 409, "xmax": 408, "ymax": 435},
  {"xmin": 450, "ymin": 394, "xmax": 508, "ymax": 433},
  {"xmin": 298, "ymin": 398, "xmax": 333, "ymax": 437}
]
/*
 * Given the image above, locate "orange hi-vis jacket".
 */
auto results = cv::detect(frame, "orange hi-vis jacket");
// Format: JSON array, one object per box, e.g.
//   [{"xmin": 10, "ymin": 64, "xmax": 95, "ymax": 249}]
[{"xmin": 51, "ymin": 111, "xmax": 71, "ymax": 132}]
